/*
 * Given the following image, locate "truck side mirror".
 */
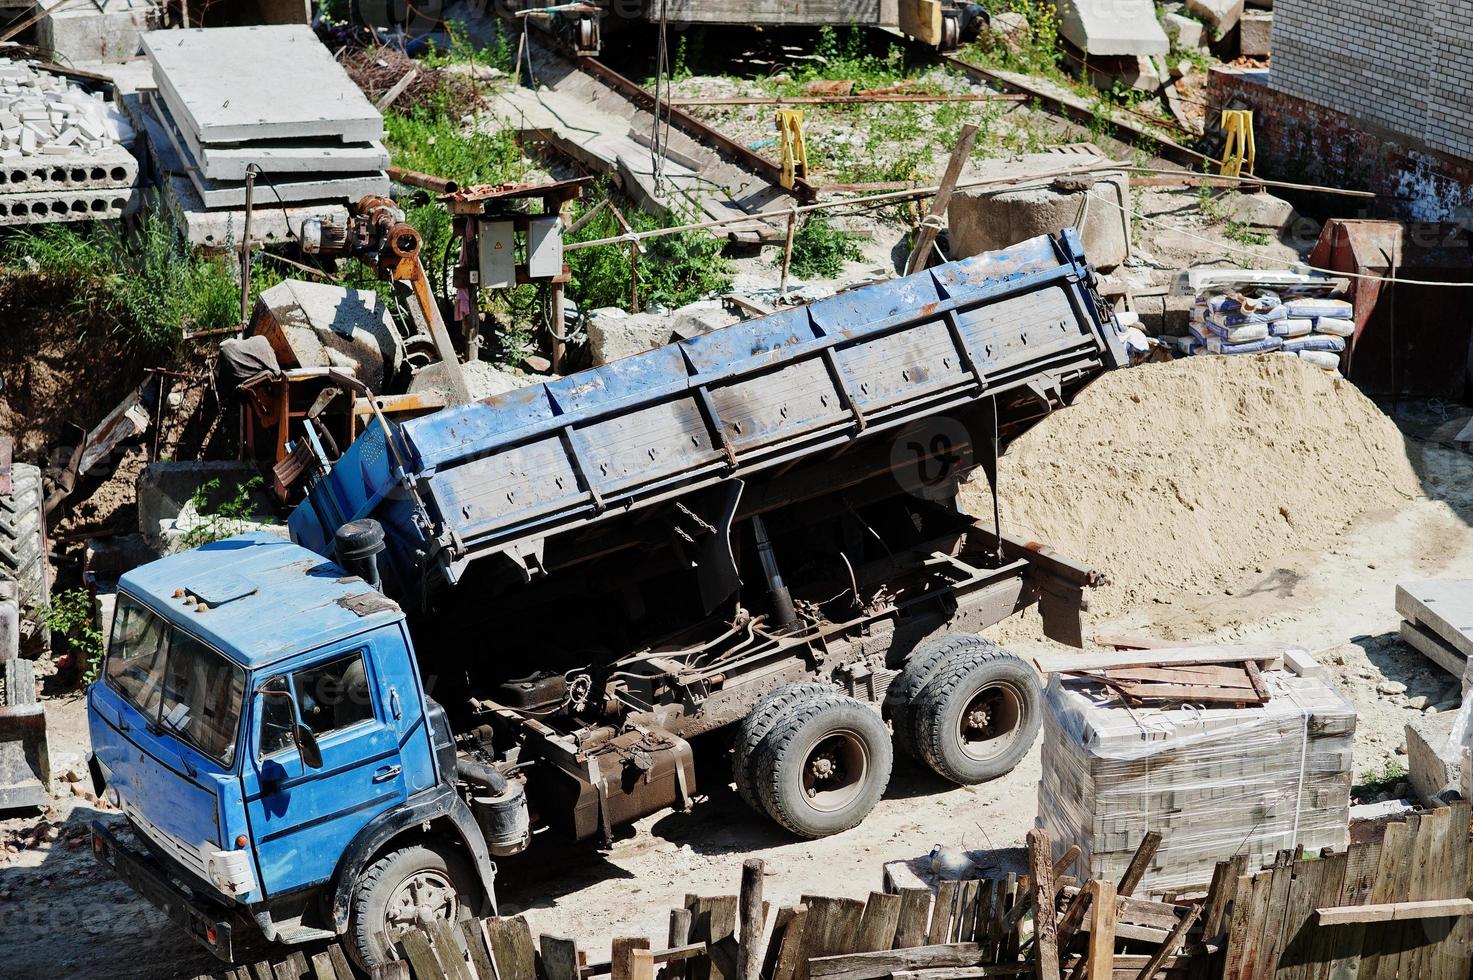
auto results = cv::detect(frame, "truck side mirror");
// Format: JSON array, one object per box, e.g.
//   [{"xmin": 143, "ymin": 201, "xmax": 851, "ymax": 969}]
[{"xmin": 294, "ymin": 724, "xmax": 323, "ymax": 770}]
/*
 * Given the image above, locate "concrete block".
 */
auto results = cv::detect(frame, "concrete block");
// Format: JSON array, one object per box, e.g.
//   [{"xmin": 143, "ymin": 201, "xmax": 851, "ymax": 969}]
[
  {"xmin": 586, "ymin": 307, "xmax": 679, "ymax": 366},
  {"xmin": 1405, "ymin": 711, "xmax": 1460, "ymax": 802},
  {"xmin": 0, "ymin": 142, "xmax": 136, "ymax": 193},
  {"xmin": 1053, "ymin": 0, "xmax": 1169, "ymax": 56},
  {"xmin": 463, "ymin": 361, "xmax": 533, "ymax": 400},
  {"xmin": 1186, "ymin": 0, "xmax": 1242, "ymax": 36},
  {"xmin": 251, "ymin": 279, "xmax": 403, "ymax": 393},
  {"xmin": 1239, "ymin": 10, "xmax": 1272, "ymax": 57},
  {"xmin": 950, "ymin": 156, "xmax": 1131, "ymax": 272},
  {"xmin": 1161, "ymin": 12, "xmax": 1206, "ymax": 50},
  {"xmin": 0, "ymin": 186, "xmax": 138, "ymax": 225},
  {"xmin": 1087, "ymin": 55, "xmax": 1167, "ymax": 94},
  {"xmin": 1218, "ymin": 190, "xmax": 1301, "ymax": 230},
  {"xmin": 142, "ymin": 25, "xmax": 383, "ymax": 144},
  {"xmin": 38, "ymin": 0, "xmax": 156, "ymax": 65},
  {"xmin": 136, "ymin": 461, "xmax": 278, "ymax": 555}
]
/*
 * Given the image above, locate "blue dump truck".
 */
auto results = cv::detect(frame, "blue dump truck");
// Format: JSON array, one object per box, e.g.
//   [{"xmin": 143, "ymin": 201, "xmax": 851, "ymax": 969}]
[{"xmin": 87, "ymin": 230, "xmax": 1127, "ymax": 969}]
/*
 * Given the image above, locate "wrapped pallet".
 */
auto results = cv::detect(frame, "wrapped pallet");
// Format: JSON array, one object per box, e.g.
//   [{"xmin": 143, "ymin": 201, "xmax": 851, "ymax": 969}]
[{"xmin": 1037, "ymin": 670, "xmax": 1355, "ymax": 893}]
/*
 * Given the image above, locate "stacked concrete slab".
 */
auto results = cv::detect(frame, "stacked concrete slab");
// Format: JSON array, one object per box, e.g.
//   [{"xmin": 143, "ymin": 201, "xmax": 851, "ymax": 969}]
[
  {"xmin": 0, "ymin": 58, "xmax": 139, "ymax": 225},
  {"xmin": 1396, "ymin": 580, "xmax": 1473, "ymax": 684},
  {"xmin": 1038, "ymin": 670, "xmax": 1355, "ymax": 893},
  {"xmin": 137, "ymin": 25, "xmax": 388, "ymax": 241}
]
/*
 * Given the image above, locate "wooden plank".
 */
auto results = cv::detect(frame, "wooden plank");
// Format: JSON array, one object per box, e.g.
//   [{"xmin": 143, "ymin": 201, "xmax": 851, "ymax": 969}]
[
  {"xmin": 770, "ymin": 904, "xmax": 810, "ymax": 980},
  {"xmin": 976, "ymin": 879, "xmax": 996, "ymax": 959},
  {"xmin": 543, "ymin": 936, "xmax": 583, "ymax": 980},
  {"xmin": 1106, "ymin": 681, "xmax": 1267, "ymax": 704},
  {"xmin": 401, "ymin": 930, "xmax": 449, "ymax": 980},
  {"xmin": 429, "ymin": 918, "xmax": 474, "ymax": 980},
  {"xmin": 1393, "ymin": 810, "xmax": 1440, "ymax": 980},
  {"xmin": 251, "ymin": 963, "xmax": 275, "ymax": 980},
  {"xmin": 1086, "ymin": 880, "xmax": 1116, "ymax": 980},
  {"xmin": 1274, "ymin": 853, "xmax": 1342, "ymax": 980},
  {"xmin": 613, "ymin": 940, "xmax": 655, "ymax": 980},
  {"xmin": 926, "ymin": 881, "xmax": 958, "ymax": 946},
  {"xmin": 855, "ymin": 892, "xmax": 902, "ymax": 952},
  {"xmin": 460, "ymin": 921, "xmax": 497, "ymax": 980},
  {"xmin": 795, "ymin": 897, "xmax": 864, "ymax": 980},
  {"xmin": 1002, "ymin": 874, "xmax": 1020, "ymax": 962},
  {"xmin": 629, "ymin": 950, "xmax": 656, "ymax": 980},
  {"xmin": 807, "ymin": 944, "xmax": 985, "ymax": 980},
  {"xmin": 1134, "ymin": 903, "xmax": 1201, "ymax": 980},
  {"xmin": 666, "ymin": 909, "xmax": 695, "ymax": 980},
  {"xmin": 1255, "ymin": 851, "xmax": 1298, "ymax": 979},
  {"xmin": 954, "ymin": 880, "xmax": 978, "ymax": 942},
  {"xmin": 687, "ymin": 896, "xmax": 739, "ymax": 980},
  {"xmin": 1117, "ymin": 833, "xmax": 1163, "ymax": 899},
  {"xmin": 1226, "ymin": 870, "xmax": 1270, "ymax": 980},
  {"xmin": 1027, "ymin": 828, "xmax": 1061, "ymax": 980},
  {"xmin": 739, "ymin": 860, "xmax": 767, "ymax": 980},
  {"xmin": 1300, "ymin": 851, "xmax": 1349, "ymax": 980},
  {"xmin": 487, "ymin": 917, "xmax": 540, "ymax": 980},
  {"xmin": 327, "ymin": 946, "xmax": 354, "ymax": 980},
  {"xmin": 1201, "ymin": 860, "xmax": 1240, "ymax": 942},
  {"xmin": 1316, "ymin": 898, "xmax": 1473, "ymax": 925},
  {"xmin": 1036, "ymin": 646, "xmax": 1287, "ymax": 674},
  {"xmin": 369, "ymin": 963, "xmax": 411, "ymax": 980},
  {"xmin": 273, "ymin": 961, "xmax": 300, "ymax": 980},
  {"xmin": 309, "ymin": 952, "xmax": 339, "ymax": 980},
  {"xmin": 1325, "ymin": 844, "xmax": 1379, "ymax": 980},
  {"xmin": 1439, "ymin": 801, "xmax": 1473, "ymax": 980},
  {"xmin": 894, "ymin": 889, "xmax": 932, "ymax": 950},
  {"xmin": 1359, "ymin": 819, "xmax": 1410, "ymax": 980}
]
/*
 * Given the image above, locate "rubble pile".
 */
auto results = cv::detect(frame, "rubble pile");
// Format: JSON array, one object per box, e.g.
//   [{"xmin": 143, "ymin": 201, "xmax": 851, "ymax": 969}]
[{"xmin": 0, "ymin": 58, "xmax": 138, "ymax": 225}]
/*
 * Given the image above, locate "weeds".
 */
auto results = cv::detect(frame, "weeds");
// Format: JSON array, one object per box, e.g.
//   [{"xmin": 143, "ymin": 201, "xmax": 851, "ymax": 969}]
[
  {"xmin": 43, "ymin": 588, "xmax": 106, "ymax": 683},
  {"xmin": 1352, "ymin": 760, "xmax": 1408, "ymax": 800},
  {"xmin": 782, "ymin": 216, "xmax": 865, "ymax": 280},
  {"xmin": 1224, "ymin": 220, "xmax": 1270, "ymax": 246},
  {"xmin": 178, "ymin": 477, "xmax": 265, "ymax": 550},
  {"xmin": 959, "ymin": 0, "xmax": 1065, "ymax": 78},
  {"xmin": 1, "ymin": 202, "xmax": 241, "ymax": 351}
]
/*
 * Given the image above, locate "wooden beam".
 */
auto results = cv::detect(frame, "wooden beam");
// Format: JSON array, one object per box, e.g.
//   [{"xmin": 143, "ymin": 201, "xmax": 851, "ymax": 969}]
[
  {"xmin": 1035, "ymin": 645, "xmax": 1287, "ymax": 675},
  {"xmin": 903, "ymin": 123, "xmax": 979, "ymax": 275},
  {"xmin": 1028, "ymin": 828, "xmax": 1061, "ymax": 980},
  {"xmin": 1116, "ymin": 833, "xmax": 1163, "ymax": 899},
  {"xmin": 806, "ymin": 943, "xmax": 985, "ymax": 980},
  {"xmin": 1085, "ymin": 880, "xmax": 1116, "ymax": 980},
  {"xmin": 739, "ymin": 859, "xmax": 766, "ymax": 980},
  {"xmin": 1315, "ymin": 898, "xmax": 1473, "ymax": 925},
  {"xmin": 1132, "ymin": 903, "xmax": 1201, "ymax": 980}
]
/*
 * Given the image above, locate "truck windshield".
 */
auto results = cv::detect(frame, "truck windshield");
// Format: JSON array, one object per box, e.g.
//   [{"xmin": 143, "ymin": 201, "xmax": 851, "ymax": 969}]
[{"xmin": 105, "ymin": 595, "xmax": 246, "ymax": 767}]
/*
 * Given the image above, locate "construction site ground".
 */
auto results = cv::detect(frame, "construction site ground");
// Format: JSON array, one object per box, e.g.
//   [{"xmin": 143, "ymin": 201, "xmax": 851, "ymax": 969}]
[{"xmin": 4, "ymin": 388, "xmax": 1469, "ymax": 978}]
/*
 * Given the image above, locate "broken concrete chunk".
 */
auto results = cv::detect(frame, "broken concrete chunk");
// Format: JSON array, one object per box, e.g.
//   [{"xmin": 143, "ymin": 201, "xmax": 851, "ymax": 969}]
[
  {"xmin": 1186, "ymin": 0, "xmax": 1244, "ymax": 36},
  {"xmin": 1239, "ymin": 10, "xmax": 1273, "ymax": 57},
  {"xmin": 1161, "ymin": 11, "xmax": 1206, "ymax": 50},
  {"xmin": 1052, "ymin": 0, "xmax": 1170, "ymax": 56},
  {"xmin": 984, "ymin": 11, "xmax": 1031, "ymax": 52}
]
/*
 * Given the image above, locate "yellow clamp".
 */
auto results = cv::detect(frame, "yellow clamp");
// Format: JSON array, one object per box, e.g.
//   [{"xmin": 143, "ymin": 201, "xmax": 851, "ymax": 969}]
[
  {"xmin": 775, "ymin": 108, "xmax": 808, "ymax": 190},
  {"xmin": 1220, "ymin": 109, "xmax": 1256, "ymax": 178}
]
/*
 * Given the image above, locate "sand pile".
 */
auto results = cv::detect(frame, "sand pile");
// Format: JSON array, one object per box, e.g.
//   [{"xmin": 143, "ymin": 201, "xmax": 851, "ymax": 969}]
[{"xmin": 962, "ymin": 355, "xmax": 1421, "ymax": 621}]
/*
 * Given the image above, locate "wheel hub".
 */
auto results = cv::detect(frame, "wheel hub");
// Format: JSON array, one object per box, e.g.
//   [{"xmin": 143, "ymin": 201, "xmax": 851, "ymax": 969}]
[
  {"xmin": 808, "ymin": 754, "xmax": 838, "ymax": 784},
  {"xmin": 384, "ymin": 870, "xmax": 458, "ymax": 941}
]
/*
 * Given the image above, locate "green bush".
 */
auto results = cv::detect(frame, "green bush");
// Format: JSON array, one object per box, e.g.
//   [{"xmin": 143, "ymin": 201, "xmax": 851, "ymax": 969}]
[
  {"xmin": 781, "ymin": 215, "xmax": 865, "ymax": 280},
  {"xmin": 178, "ymin": 476, "xmax": 266, "ymax": 550},
  {"xmin": 566, "ymin": 195, "xmax": 732, "ymax": 312},
  {"xmin": 42, "ymin": 588, "xmax": 105, "ymax": 683}
]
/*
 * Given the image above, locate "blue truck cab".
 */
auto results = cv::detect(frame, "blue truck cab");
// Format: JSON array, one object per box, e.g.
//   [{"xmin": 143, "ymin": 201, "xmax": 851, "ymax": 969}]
[{"xmin": 87, "ymin": 533, "xmax": 504, "ymax": 967}]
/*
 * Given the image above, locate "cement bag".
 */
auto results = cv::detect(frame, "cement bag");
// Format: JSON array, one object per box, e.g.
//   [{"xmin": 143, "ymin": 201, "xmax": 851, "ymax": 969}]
[
  {"xmin": 1204, "ymin": 290, "xmax": 1282, "ymax": 314},
  {"xmin": 1298, "ymin": 350, "xmax": 1341, "ymax": 370},
  {"xmin": 1206, "ymin": 335, "xmax": 1284, "ymax": 355},
  {"xmin": 1188, "ymin": 322, "xmax": 1210, "ymax": 344},
  {"xmin": 1282, "ymin": 333, "xmax": 1346, "ymax": 353},
  {"xmin": 1204, "ymin": 320, "xmax": 1270, "ymax": 343},
  {"xmin": 1269, "ymin": 318, "xmax": 1313, "ymax": 338},
  {"xmin": 1315, "ymin": 317, "xmax": 1356, "ymax": 337},
  {"xmin": 1168, "ymin": 334, "xmax": 1202, "ymax": 356},
  {"xmin": 1207, "ymin": 306, "xmax": 1289, "ymax": 328},
  {"xmin": 1286, "ymin": 297, "xmax": 1353, "ymax": 318}
]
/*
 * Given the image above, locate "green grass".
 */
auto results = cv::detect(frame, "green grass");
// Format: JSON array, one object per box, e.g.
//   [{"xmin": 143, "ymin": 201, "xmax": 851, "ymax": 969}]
[
  {"xmin": 1, "ymin": 202, "xmax": 242, "ymax": 351},
  {"xmin": 780, "ymin": 215, "xmax": 865, "ymax": 279},
  {"xmin": 957, "ymin": 0, "xmax": 1066, "ymax": 79},
  {"xmin": 1353, "ymin": 760, "xmax": 1408, "ymax": 800}
]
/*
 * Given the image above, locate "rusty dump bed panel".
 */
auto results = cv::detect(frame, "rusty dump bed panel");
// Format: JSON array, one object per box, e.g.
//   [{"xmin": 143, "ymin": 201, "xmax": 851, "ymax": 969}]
[{"xmin": 290, "ymin": 230, "xmax": 1125, "ymax": 597}]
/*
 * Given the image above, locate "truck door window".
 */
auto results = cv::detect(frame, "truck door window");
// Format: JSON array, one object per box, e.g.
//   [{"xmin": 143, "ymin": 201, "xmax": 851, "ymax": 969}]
[
  {"xmin": 105, "ymin": 596, "xmax": 169, "ymax": 717},
  {"xmin": 295, "ymin": 653, "xmax": 373, "ymax": 736},
  {"xmin": 258, "ymin": 675, "xmax": 296, "ymax": 758},
  {"xmin": 158, "ymin": 629, "xmax": 246, "ymax": 766}
]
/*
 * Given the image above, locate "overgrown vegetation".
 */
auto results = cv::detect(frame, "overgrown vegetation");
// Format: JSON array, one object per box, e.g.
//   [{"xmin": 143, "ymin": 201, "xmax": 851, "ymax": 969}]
[
  {"xmin": 42, "ymin": 589, "xmax": 106, "ymax": 683},
  {"xmin": 781, "ymin": 215, "xmax": 865, "ymax": 279},
  {"xmin": 565, "ymin": 190, "xmax": 732, "ymax": 312},
  {"xmin": 1, "ymin": 203, "xmax": 241, "ymax": 351},
  {"xmin": 178, "ymin": 476, "xmax": 266, "ymax": 550},
  {"xmin": 1352, "ymin": 760, "xmax": 1408, "ymax": 800},
  {"xmin": 960, "ymin": 0, "xmax": 1065, "ymax": 78}
]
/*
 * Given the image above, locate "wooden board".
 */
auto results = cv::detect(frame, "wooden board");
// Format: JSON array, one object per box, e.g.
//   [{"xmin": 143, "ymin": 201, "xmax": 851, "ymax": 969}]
[{"xmin": 486, "ymin": 917, "xmax": 539, "ymax": 980}]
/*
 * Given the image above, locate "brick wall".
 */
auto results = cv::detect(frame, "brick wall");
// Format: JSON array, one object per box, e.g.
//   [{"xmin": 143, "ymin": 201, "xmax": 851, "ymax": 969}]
[{"xmin": 1271, "ymin": 0, "xmax": 1473, "ymax": 162}]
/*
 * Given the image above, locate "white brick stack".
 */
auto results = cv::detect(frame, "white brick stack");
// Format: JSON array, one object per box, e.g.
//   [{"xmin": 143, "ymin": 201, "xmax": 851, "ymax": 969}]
[{"xmin": 1037, "ymin": 669, "xmax": 1356, "ymax": 893}]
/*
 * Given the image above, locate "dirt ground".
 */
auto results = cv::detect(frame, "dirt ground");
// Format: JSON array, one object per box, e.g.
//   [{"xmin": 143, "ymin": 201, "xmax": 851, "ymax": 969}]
[{"xmin": 3, "ymin": 395, "xmax": 1471, "ymax": 979}]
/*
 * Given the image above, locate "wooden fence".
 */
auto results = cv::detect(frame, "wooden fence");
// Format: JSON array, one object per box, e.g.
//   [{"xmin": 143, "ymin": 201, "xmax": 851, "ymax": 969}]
[{"xmin": 199, "ymin": 804, "xmax": 1473, "ymax": 980}]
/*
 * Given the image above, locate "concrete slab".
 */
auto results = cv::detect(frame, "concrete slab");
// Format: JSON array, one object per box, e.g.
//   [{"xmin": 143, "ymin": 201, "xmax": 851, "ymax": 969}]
[
  {"xmin": 1186, "ymin": 0, "xmax": 1244, "ymax": 36},
  {"xmin": 1239, "ymin": 10, "xmax": 1273, "ymax": 57},
  {"xmin": 125, "ymin": 93, "xmax": 349, "ymax": 249},
  {"xmin": 1397, "ymin": 580, "xmax": 1473, "ymax": 662},
  {"xmin": 141, "ymin": 25, "xmax": 382, "ymax": 144},
  {"xmin": 1053, "ymin": 0, "xmax": 1169, "ymax": 56},
  {"xmin": 0, "ymin": 142, "xmax": 137, "ymax": 193},
  {"xmin": 1161, "ymin": 11, "xmax": 1206, "ymax": 50},
  {"xmin": 0, "ymin": 186, "xmax": 139, "ymax": 225}
]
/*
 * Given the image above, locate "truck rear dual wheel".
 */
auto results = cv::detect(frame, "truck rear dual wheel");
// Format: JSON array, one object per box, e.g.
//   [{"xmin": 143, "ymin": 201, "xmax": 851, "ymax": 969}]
[
  {"xmin": 901, "ymin": 640, "xmax": 1042, "ymax": 785},
  {"xmin": 731, "ymin": 682, "xmax": 834, "ymax": 810},
  {"xmin": 752, "ymin": 694, "xmax": 894, "ymax": 839},
  {"xmin": 887, "ymin": 634, "xmax": 1003, "ymax": 759},
  {"xmin": 349, "ymin": 844, "xmax": 479, "ymax": 969}
]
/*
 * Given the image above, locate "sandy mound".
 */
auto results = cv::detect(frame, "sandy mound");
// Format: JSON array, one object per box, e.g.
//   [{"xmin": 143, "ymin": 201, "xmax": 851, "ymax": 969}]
[{"xmin": 962, "ymin": 355, "xmax": 1421, "ymax": 621}]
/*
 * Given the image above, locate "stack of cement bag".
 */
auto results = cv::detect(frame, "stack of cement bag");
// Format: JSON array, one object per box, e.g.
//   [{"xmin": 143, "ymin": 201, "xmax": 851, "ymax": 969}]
[
  {"xmin": 1037, "ymin": 670, "xmax": 1356, "ymax": 893},
  {"xmin": 1185, "ymin": 289, "xmax": 1354, "ymax": 372}
]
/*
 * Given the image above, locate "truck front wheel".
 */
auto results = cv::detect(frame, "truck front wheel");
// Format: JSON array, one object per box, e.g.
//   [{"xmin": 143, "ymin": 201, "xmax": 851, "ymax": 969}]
[
  {"xmin": 349, "ymin": 843, "xmax": 479, "ymax": 969},
  {"xmin": 911, "ymin": 650, "xmax": 1041, "ymax": 785},
  {"xmin": 754, "ymin": 696, "xmax": 893, "ymax": 839}
]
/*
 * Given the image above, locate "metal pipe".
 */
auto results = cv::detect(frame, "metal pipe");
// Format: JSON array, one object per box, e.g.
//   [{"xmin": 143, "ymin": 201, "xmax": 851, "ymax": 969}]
[
  {"xmin": 240, "ymin": 164, "xmax": 259, "ymax": 329},
  {"xmin": 750, "ymin": 514, "xmax": 796, "ymax": 629}
]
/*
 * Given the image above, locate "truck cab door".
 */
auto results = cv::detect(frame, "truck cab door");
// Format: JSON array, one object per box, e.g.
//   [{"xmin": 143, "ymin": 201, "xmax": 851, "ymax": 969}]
[{"xmin": 242, "ymin": 635, "xmax": 409, "ymax": 897}]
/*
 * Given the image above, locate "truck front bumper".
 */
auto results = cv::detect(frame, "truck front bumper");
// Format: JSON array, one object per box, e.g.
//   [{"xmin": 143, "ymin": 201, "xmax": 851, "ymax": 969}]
[{"xmin": 91, "ymin": 820, "xmax": 236, "ymax": 962}]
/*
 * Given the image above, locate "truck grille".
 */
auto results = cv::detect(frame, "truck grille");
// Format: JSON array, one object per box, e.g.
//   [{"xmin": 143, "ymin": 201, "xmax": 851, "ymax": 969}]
[{"xmin": 123, "ymin": 799, "xmax": 210, "ymax": 881}]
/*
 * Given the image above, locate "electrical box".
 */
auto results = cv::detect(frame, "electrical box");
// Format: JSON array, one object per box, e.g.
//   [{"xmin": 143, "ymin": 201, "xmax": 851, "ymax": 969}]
[
  {"xmin": 478, "ymin": 219, "xmax": 516, "ymax": 289},
  {"xmin": 527, "ymin": 216, "xmax": 564, "ymax": 279}
]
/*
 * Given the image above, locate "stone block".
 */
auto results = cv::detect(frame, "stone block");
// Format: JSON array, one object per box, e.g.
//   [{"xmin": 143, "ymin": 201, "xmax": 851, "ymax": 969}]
[
  {"xmin": 1161, "ymin": 11, "xmax": 1205, "ymax": 50},
  {"xmin": 136, "ymin": 461, "xmax": 278, "ymax": 555},
  {"xmin": 1052, "ymin": 0, "xmax": 1169, "ymax": 56},
  {"xmin": 950, "ymin": 156, "xmax": 1131, "ymax": 272},
  {"xmin": 1405, "ymin": 710, "xmax": 1460, "ymax": 802},
  {"xmin": 1186, "ymin": 0, "xmax": 1243, "ymax": 36},
  {"xmin": 1239, "ymin": 10, "xmax": 1272, "ymax": 57},
  {"xmin": 38, "ymin": 0, "xmax": 156, "ymax": 65}
]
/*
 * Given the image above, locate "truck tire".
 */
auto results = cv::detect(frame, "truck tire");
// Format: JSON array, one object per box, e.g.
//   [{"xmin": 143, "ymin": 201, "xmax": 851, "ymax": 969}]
[
  {"xmin": 887, "ymin": 634, "xmax": 999, "ymax": 759},
  {"xmin": 731, "ymin": 682, "xmax": 834, "ymax": 811},
  {"xmin": 910, "ymin": 649, "xmax": 1041, "ymax": 786},
  {"xmin": 348, "ymin": 843, "xmax": 479, "ymax": 969},
  {"xmin": 754, "ymin": 695, "xmax": 893, "ymax": 839},
  {"xmin": 0, "ymin": 463, "xmax": 48, "ymax": 658}
]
